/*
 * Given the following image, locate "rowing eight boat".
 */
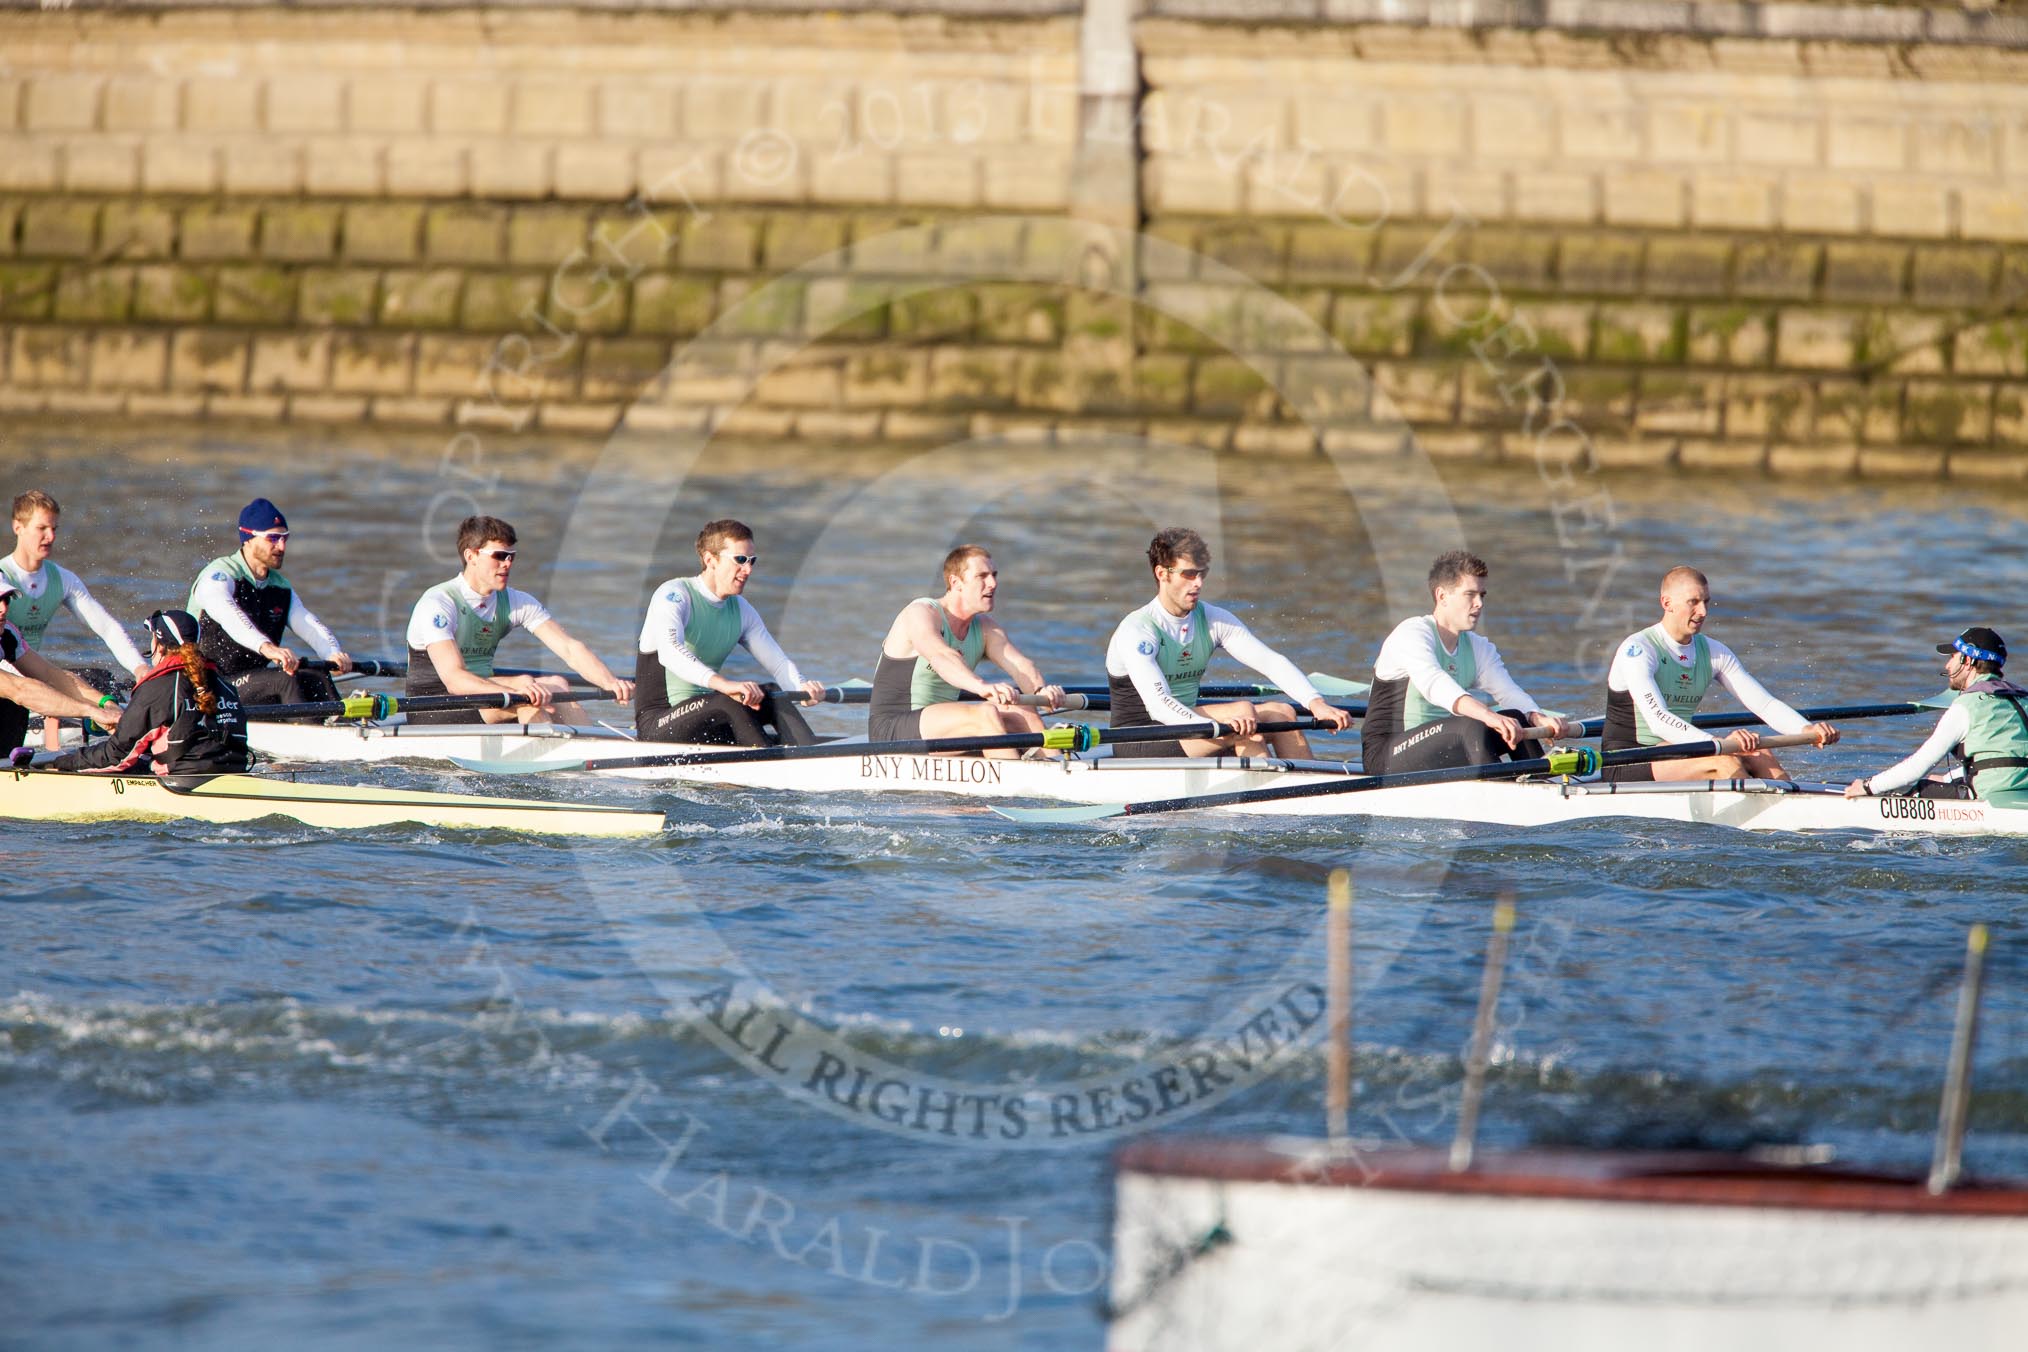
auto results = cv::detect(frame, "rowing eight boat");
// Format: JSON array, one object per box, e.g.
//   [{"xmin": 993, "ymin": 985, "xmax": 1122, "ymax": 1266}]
[
  {"xmin": 0, "ymin": 767, "xmax": 666, "ymax": 836},
  {"xmin": 239, "ymin": 721, "xmax": 2028, "ymax": 836}
]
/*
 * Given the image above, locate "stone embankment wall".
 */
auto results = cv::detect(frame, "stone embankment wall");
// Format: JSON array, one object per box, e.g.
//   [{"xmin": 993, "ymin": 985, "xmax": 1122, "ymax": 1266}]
[{"xmin": 2, "ymin": 0, "xmax": 2026, "ymax": 478}]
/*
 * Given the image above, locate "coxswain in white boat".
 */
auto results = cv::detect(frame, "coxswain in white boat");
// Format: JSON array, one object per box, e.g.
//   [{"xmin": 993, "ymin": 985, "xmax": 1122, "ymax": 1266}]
[
  {"xmin": 188, "ymin": 498, "xmax": 354, "ymax": 714},
  {"xmin": 1603, "ymin": 566, "xmax": 1836, "ymax": 781},
  {"xmin": 1362, "ymin": 551, "xmax": 1582, "ymax": 774},
  {"xmin": 635, "ymin": 519, "xmax": 822, "ymax": 746},
  {"xmin": 3, "ymin": 490, "xmax": 149, "ymax": 749},
  {"xmin": 867, "ymin": 545, "xmax": 1063, "ymax": 758},
  {"xmin": 0, "ymin": 580, "xmax": 123, "ymax": 749},
  {"xmin": 1845, "ymin": 627, "xmax": 2028, "ymax": 806},
  {"xmin": 404, "ymin": 514, "xmax": 634, "ymax": 726},
  {"xmin": 1104, "ymin": 527, "xmax": 1351, "ymax": 758},
  {"xmin": 30, "ymin": 609, "xmax": 249, "ymax": 777}
]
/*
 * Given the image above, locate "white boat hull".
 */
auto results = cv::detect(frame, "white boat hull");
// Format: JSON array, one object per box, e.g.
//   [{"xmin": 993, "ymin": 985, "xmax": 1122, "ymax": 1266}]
[
  {"xmin": 245, "ymin": 720, "xmax": 1359, "ymax": 803},
  {"xmin": 0, "ymin": 768, "xmax": 664, "ymax": 836},
  {"xmin": 1222, "ymin": 776, "xmax": 2028, "ymax": 836},
  {"xmin": 1112, "ymin": 1141, "xmax": 2028, "ymax": 1352},
  {"xmin": 248, "ymin": 718, "xmax": 640, "ymax": 768}
]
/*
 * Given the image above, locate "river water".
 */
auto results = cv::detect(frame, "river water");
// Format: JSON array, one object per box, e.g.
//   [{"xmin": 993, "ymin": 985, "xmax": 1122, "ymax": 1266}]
[{"xmin": 4, "ymin": 422, "xmax": 2026, "ymax": 1349}]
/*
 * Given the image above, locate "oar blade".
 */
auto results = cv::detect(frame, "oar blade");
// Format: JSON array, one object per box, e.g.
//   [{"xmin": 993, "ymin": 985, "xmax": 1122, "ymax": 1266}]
[
  {"xmin": 1308, "ymin": 672, "xmax": 1372, "ymax": 699},
  {"xmin": 448, "ymin": 756, "xmax": 589, "ymax": 776},
  {"xmin": 1918, "ymin": 689, "xmax": 1959, "ymax": 710},
  {"xmin": 991, "ymin": 802, "xmax": 1129, "ymax": 824}
]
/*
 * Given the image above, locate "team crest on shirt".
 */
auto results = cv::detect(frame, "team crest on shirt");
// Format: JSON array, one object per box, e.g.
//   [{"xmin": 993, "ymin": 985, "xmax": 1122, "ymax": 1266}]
[
  {"xmin": 211, "ymin": 571, "xmax": 228, "ymax": 582},
  {"xmin": 1136, "ymin": 640, "xmax": 1156, "ymax": 656},
  {"xmin": 1625, "ymin": 643, "xmax": 1643, "ymax": 659},
  {"xmin": 666, "ymin": 591, "xmax": 677, "ymax": 601},
  {"xmin": 433, "ymin": 614, "xmax": 448, "ymax": 629}
]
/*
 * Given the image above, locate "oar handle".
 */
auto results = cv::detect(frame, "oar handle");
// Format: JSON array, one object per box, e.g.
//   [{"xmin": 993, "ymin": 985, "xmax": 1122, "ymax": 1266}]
[
  {"xmin": 814, "ymin": 682, "xmax": 1322, "ymax": 709},
  {"xmin": 1573, "ymin": 702, "xmax": 1924, "ymax": 739},
  {"xmin": 555, "ymin": 715, "xmax": 1336, "ymax": 772},
  {"xmin": 809, "ymin": 683, "xmax": 1089, "ymax": 711},
  {"xmin": 300, "ymin": 658, "xmax": 405, "ymax": 678},
  {"xmin": 1741, "ymin": 732, "xmax": 1824, "ymax": 750},
  {"xmin": 301, "ymin": 658, "xmax": 586, "ymax": 684},
  {"xmin": 242, "ymin": 686, "xmax": 608, "ymax": 721}
]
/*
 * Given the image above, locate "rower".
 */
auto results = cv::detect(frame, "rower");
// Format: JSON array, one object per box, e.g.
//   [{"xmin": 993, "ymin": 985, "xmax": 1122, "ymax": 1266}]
[
  {"xmin": 0, "ymin": 580, "xmax": 123, "ymax": 751},
  {"xmin": 1603, "ymin": 566, "xmax": 1836, "ymax": 781},
  {"xmin": 188, "ymin": 498, "xmax": 354, "ymax": 712},
  {"xmin": 1362, "ymin": 551, "xmax": 1581, "ymax": 774},
  {"xmin": 1105, "ymin": 527, "xmax": 1351, "ymax": 758},
  {"xmin": 868, "ymin": 545, "xmax": 1063, "ymax": 758},
  {"xmin": 404, "ymin": 514, "xmax": 634, "ymax": 726},
  {"xmin": 3, "ymin": 490, "xmax": 148, "ymax": 748},
  {"xmin": 635, "ymin": 518, "xmax": 823, "ymax": 746},
  {"xmin": 36, "ymin": 609, "xmax": 248, "ymax": 777},
  {"xmin": 1845, "ymin": 628, "xmax": 2028, "ymax": 806}
]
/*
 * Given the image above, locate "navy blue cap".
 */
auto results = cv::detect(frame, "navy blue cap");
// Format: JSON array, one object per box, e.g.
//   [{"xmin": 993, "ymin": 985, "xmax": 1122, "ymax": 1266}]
[
  {"xmin": 238, "ymin": 498, "xmax": 288, "ymax": 535},
  {"xmin": 147, "ymin": 609, "xmax": 200, "ymax": 648}
]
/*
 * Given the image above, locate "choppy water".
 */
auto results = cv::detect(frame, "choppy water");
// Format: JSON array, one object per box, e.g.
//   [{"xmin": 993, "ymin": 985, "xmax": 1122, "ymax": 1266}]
[{"xmin": 4, "ymin": 422, "xmax": 2027, "ymax": 1349}]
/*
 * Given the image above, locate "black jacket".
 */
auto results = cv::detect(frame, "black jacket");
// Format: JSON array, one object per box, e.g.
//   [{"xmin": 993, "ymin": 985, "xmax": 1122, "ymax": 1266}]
[{"xmin": 50, "ymin": 655, "xmax": 250, "ymax": 776}]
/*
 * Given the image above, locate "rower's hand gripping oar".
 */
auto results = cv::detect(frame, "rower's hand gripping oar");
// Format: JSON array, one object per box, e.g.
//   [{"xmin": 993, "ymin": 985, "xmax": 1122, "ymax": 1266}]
[
  {"xmin": 451, "ymin": 717, "xmax": 1337, "ymax": 775},
  {"xmin": 994, "ymin": 732, "xmax": 1827, "ymax": 823},
  {"xmin": 241, "ymin": 687, "xmax": 610, "ymax": 721}
]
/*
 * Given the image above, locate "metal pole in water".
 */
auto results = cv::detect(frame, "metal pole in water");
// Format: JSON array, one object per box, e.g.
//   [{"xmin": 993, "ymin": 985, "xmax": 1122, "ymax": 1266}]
[
  {"xmin": 1325, "ymin": 869, "xmax": 1351, "ymax": 1141},
  {"xmin": 1450, "ymin": 897, "xmax": 1516, "ymax": 1173},
  {"xmin": 1928, "ymin": 922, "xmax": 1990, "ymax": 1195}
]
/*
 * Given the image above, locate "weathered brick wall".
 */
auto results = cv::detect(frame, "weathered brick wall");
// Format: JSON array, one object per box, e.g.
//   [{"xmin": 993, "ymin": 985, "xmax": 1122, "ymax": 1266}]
[
  {"xmin": 1, "ymin": 3, "xmax": 2025, "ymax": 480},
  {"xmin": 1125, "ymin": 18, "xmax": 2028, "ymax": 477},
  {"xmin": 0, "ymin": 10, "xmax": 1081, "ymax": 205}
]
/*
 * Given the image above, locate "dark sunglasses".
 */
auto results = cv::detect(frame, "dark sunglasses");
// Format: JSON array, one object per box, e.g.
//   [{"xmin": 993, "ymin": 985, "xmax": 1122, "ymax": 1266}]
[{"xmin": 481, "ymin": 549, "xmax": 517, "ymax": 562}]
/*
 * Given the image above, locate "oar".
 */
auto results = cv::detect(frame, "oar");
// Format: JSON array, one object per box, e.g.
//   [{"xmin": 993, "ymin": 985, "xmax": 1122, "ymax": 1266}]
[
  {"xmin": 813, "ymin": 679, "xmax": 1351, "ymax": 716},
  {"xmin": 451, "ymin": 716, "xmax": 1337, "ymax": 775},
  {"xmin": 1571, "ymin": 691, "xmax": 1955, "ymax": 739},
  {"xmin": 301, "ymin": 658, "xmax": 589, "ymax": 683},
  {"xmin": 242, "ymin": 688, "xmax": 611, "ymax": 721},
  {"xmin": 994, "ymin": 732, "xmax": 1827, "ymax": 823}
]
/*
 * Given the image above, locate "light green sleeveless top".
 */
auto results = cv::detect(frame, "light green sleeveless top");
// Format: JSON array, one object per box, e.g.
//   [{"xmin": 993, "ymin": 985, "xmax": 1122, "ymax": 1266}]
[
  {"xmin": 664, "ymin": 578, "xmax": 744, "ymax": 703},
  {"xmin": 421, "ymin": 580, "xmax": 509, "ymax": 676},
  {"xmin": 0, "ymin": 558, "xmax": 62, "ymax": 645},
  {"xmin": 1633, "ymin": 625, "xmax": 1712, "ymax": 746},
  {"xmin": 910, "ymin": 598, "xmax": 985, "ymax": 709},
  {"xmin": 1403, "ymin": 619, "xmax": 1492, "ymax": 730}
]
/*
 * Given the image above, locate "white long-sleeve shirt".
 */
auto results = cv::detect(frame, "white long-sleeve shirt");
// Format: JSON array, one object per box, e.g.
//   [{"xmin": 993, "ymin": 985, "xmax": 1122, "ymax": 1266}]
[
  {"xmin": 0, "ymin": 557, "xmax": 146, "ymax": 672},
  {"xmin": 191, "ymin": 567, "xmax": 343, "ymax": 660},
  {"xmin": 1105, "ymin": 599, "xmax": 1323, "ymax": 726},
  {"xmin": 1608, "ymin": 629, "xmax": 1807, "ymax": 748},
  {"xmin": 635, "ymin": 578, "xmax": 806, "ymax": 690},
  {"xmin": 1373, "ymin": 616, "xmax": 1539, "ymax": 718},
  {"xmin": 1863, "ymin": 704, "xmax": 1972, "ymax": 796}
]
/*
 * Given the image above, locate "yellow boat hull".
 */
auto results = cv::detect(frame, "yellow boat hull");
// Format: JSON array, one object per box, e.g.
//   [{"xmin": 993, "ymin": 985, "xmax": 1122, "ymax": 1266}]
[{"xmin": 1, "ymin": 769, "xmax": 664, "ymax": 837}]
